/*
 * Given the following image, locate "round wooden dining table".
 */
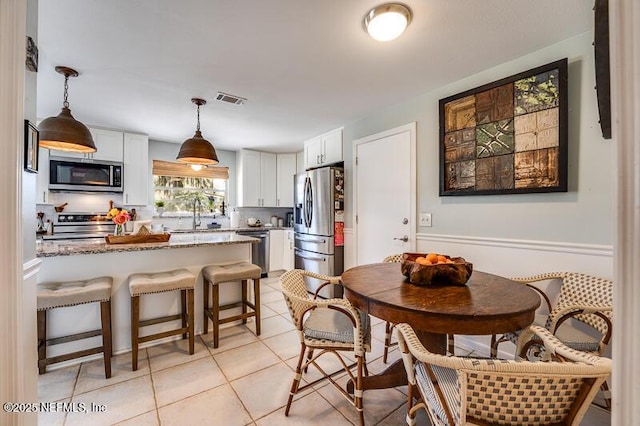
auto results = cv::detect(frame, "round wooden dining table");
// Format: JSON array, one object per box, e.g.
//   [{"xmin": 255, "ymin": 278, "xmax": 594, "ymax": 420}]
[{"xmin": 341, "ymin": 262, "xmax": 541, "ymax": 391}]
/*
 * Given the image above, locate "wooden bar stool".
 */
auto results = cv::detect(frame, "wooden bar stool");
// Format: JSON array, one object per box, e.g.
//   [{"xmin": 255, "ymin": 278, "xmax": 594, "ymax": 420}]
[
  {"xmin": 202, "ymin": 262, "xmax": 262, "ymax": 348},
  {"xmin": 37, "ymin": 277, "xmax": 113, "ymax": 378},
  {"xmin": 127, "ymin": 269, "xmax": 195, "ymax": 371}
]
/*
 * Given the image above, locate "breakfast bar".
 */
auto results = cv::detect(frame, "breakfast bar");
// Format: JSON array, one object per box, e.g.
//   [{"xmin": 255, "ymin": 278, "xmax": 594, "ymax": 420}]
[{"xmin": 36, "ymin": 233, "xmax": 259, "ymax": 359}]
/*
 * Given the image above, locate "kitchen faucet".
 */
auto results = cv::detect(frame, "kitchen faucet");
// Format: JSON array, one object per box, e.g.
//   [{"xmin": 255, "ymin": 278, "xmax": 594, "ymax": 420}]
[{"xmin": 192, "ymin": 196, "xmax": 202, "ymax": 229}]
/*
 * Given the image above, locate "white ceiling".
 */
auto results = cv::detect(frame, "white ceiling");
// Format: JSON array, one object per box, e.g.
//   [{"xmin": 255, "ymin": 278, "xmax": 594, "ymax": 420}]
[{"xmin": 36, "ymin": 0, "xmax": 593, "ymax": 153}]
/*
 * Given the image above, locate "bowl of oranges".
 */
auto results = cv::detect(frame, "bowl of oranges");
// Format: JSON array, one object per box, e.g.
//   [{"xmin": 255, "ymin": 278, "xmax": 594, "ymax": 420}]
[{"xmin": 400, "ymin": 252, "xmax": 473, "ymax": 287}]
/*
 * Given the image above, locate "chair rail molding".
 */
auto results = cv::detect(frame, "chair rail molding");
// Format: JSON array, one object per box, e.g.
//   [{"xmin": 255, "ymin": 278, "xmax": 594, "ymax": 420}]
[
  {"xmin": 0, "ymin": 0, "xmax": 28, "ymax": 425},
  {"xmin": 416, "ymin": 233, "xmax": 613, "ymax": 280},
  {"xmin": 610, "ymin": 0, "xmax": 640, "ymax": 424}
]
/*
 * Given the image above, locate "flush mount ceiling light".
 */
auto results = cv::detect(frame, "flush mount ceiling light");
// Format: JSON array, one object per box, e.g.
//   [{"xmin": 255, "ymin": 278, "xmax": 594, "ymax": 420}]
[
  {"xmin": 176, "ymin": 98, "xmax": 219, "ymax": 166},
  {"xmin": 39, "ymin": 66, "xmax": 97, "ymax": 153},
  {"xmin": 363, "ymin": 3, "xmax": 413, "ymax": 42}
]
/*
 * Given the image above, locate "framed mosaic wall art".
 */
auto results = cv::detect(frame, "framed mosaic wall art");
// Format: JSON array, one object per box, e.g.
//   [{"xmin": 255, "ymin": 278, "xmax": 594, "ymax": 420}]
[{"xmin": 439, "ymin": 59, "xmax": 568, "ymax": 196}]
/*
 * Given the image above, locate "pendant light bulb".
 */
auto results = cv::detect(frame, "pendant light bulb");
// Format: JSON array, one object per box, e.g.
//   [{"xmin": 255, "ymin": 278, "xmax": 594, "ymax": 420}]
[
  {"xmin": 177, "ymin": 98, "xmax": 219, "ymax": 165},
  {"xmin": 191, "ymin": 164, "xmax": 204, "ymax": 171}
]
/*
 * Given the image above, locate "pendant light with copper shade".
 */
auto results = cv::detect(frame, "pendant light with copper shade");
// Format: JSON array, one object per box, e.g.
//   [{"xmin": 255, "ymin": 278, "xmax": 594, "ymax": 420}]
[
  {"xmin": 39, "ymin": 66, "xmax": 97, "ymax": 153},
  {"xmin": 176, "ymin": 98, "xmax": 219, "ymax": 166}
]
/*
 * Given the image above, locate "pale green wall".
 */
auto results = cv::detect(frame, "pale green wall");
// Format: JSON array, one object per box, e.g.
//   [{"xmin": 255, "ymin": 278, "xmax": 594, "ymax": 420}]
[{"xmin": 343, "ymin": 31, "xmax": 613, "ymax": 245}]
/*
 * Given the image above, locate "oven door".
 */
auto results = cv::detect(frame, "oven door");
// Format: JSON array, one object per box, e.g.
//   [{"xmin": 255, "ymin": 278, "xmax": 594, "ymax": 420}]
[{"xmin": 49, "ymin": 156, "xmax": 123, "ymax": 192}]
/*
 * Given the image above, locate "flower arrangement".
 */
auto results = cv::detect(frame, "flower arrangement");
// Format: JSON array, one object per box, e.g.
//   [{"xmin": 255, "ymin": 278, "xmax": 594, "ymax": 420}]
[{"xmin": 106, "ymin": 208, "xmax": 131, "ymax": 236}]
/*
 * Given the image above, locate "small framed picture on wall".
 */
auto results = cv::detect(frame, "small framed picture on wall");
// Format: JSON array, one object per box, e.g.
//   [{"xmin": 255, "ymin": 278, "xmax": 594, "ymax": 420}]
[{"xmin": 24, "ymin": 120, "xmax": 39, "ymax": 173}]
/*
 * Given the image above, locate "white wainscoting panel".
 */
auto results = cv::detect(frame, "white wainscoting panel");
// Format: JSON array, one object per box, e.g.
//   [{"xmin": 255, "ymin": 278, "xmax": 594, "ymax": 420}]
[{"xmin": 417, "ymin": 233, "xmax": 613, "ymax": 357}]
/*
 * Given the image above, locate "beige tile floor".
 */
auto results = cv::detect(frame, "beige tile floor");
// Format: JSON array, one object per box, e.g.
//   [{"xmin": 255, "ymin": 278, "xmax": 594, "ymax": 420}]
[{"xmin": 37, "ymin": 275, "xmax": 611, "ymax": 426}]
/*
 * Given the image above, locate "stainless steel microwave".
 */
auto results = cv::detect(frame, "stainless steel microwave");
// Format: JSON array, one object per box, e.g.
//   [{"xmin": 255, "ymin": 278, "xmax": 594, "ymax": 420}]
[{"xmin": 49, "ymin": 156, "xmax": 123, "ymax": 192}]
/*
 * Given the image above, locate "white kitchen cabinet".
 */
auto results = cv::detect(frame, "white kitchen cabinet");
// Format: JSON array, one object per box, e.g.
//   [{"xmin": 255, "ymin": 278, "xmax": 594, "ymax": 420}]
[
  {"xmin": 54, "ymin": 128, "xmax": 124, "ymax": 162},
  {"xmin": 36, "ymin": 147, "xmax": 50, "ymax": 204},
  {"xmin": 123, "ymin": 133, "xmax": 149, "ymax": 206},
  {"xmin": 276, "ymin": 153, "xmax": 296, "ymax": 207},
  {"xmin": 269, "ymin": 229, "xmax": 285, "ymax": 272},
  {"xmin": 303, "ymin": 128, "xmax": 343, "ymax": 169},
  {"xmin": 237, "ymin": 150, "xmax": 277, "ymax": 207},
  {"xmin": 296, "ymin": 151, "xmax": 304, "ymax": 174},
  {"xmin": 283, "ymin": 230, "xmax": 295, "ymax": 271}
]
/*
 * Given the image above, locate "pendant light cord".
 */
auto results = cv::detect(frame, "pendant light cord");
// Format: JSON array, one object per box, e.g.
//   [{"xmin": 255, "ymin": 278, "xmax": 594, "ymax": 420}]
[
  {"xmin": 63, "ymin": 75, "xmax": 70, "ymax": 108},
  {"xmin": 196, "ymin": 104, "xmax": 201, "ymax": 132}
]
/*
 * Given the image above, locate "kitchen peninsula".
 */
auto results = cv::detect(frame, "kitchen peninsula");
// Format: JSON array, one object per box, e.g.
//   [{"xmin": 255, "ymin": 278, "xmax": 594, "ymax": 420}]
[{"xmin": 36, "ymin": 232, "xmax": 259, "ymax": 359}]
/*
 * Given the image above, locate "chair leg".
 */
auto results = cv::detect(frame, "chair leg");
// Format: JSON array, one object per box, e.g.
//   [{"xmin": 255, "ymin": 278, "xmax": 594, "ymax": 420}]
[
  {"xmin": 241, "ymin": 279, "xmax": 248, "ymax": 324},
  {"xmin": 383, "ymin": 321, "xmax": 392, "ymax": 363},
  {"xmin": 37, "ymin": 310, "xmax": 47, "ymax": 375},
  {"xmin": 212, "ymin": 283, "xmax": 220, "ymax": 348},
  {"xmin": 100, "ymin": 300, "xmax": 112, "ymax": 379},
  {"xmin": 601, "ymin": 380, "xmax": 612, "ymax": 410},
  {"xmin": 181, "ymin": 289, "xmax": 187, "ymax": 339},
  {"xmin": 286, "ymin": 343, "xmax": 307, "ymax": 416},
  {"xmin": 203, "ymin": 277, "xmax": 210, "ymax": 335},
  {"xmin": 131, "ymin": 295, "xmax": 140, "ymax": 371},
  {"xmin": 187, "ymin": 289, "xmax": 195, "ymax": 355},
  {"xmin": 355, "ymin": 355, "xmax": 365, "ymax": 426},
  {"xmin": 303, "ymin": 348, "xmax": 314, "ymax": 373},
  {"xmin": 254, "ymin": 278, "xmax": 261, "ymax": 336},
  {"xmin": 447, "ymin": 334, "xmax": 455, "ymax": 355},
  {"xmin": 490, "ymin": 334, "xmax": 498, "ymax": 358}
]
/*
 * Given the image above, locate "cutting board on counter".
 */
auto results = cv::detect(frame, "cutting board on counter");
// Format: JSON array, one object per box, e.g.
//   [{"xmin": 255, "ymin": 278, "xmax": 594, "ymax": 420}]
[{"xmin": 105, "ymin": 233, "xmax": 171, "ymax": 244}]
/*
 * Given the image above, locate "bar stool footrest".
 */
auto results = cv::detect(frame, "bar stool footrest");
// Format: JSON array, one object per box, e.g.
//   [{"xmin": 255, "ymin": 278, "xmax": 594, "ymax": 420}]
[
  {"xmin": 45, "ymin": 329, "xmax": 103, "ymax": 346},
  {"xmin": 139, "ymin": 314, "xmax": 183, "ymax": 328},
  {"xmin": 138, "ymin": 327, "xmax": 189, "ymax": 344},
  {"xmin": 38, "ymin": 346, "xmax": 104, "ymax": 367}
]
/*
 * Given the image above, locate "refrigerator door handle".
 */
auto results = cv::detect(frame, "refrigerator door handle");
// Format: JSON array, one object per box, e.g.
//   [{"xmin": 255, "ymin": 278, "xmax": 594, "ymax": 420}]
[
  {"xmin": 294, "ymin": 235, "xmax": 327, "ymax": 244},
  {"xmin": 304, "ymin": 177, "xmax": 313, "ymax": 228},
  {"xmin": 295, "ymin": 249, "xmax": 326, "ymax": 262}
]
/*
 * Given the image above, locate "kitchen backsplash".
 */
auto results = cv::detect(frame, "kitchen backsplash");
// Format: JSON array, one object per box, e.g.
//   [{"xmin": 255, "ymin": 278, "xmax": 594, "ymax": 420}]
[{"xmin": 37, "ymin": 193, "xmax": 292, "ymax": 232}]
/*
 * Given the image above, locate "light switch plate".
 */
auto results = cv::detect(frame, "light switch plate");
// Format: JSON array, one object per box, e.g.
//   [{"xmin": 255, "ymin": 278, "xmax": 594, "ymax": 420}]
[{"xmin": 419, "ymin": 213, "xmax": 432, "ymax": 227}]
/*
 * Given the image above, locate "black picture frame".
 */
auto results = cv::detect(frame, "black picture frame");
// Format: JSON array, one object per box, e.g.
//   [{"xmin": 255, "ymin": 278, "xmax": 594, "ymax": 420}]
[
  {"xmin": 439, "ymin": 58, "xmax": 568, "ymax": 196},
  {"xmin": 24, "ymin": 120, "xmax": 39, "ymax": 173}
]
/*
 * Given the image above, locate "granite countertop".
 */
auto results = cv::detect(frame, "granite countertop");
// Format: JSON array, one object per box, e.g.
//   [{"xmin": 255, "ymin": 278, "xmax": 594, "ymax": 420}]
[
  {"xmin": 171, "ymin": 226, "xmax": 293, "ymax": 233},
  {"xmin": 36, "ymin": 232, "xmax": 260, "ymax": 258}
]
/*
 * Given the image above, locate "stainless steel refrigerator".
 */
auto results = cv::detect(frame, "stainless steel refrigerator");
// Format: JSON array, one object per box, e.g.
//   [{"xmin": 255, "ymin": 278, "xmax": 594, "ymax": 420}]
[{"xmin": 294, "ymin": 166, "xmax": 345, "ymax": 298}]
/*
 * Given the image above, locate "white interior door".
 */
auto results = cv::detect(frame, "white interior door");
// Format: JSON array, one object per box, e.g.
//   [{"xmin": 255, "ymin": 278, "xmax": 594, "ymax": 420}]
[{"xmin": 354, "ymin": 123, "xmax": 416, "ymax": 265}]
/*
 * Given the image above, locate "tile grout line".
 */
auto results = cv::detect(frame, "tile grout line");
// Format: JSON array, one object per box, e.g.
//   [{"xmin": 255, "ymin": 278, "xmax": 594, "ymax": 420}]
[
  {"xmin": 61, "ymin": 364, "xmax": 82, "ymax": 426},
  {"xmin": 144, "ymin": 347, "xmax": 163, "ymax": 426}
]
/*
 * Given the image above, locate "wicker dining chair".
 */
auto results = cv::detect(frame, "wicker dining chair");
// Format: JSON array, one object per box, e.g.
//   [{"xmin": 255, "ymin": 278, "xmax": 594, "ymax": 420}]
[
  {"xmin": 382, "ymin": 254, "xmax": 455, "ymax": 363},
  {"xmin": 280, "ymin": 269, "xmax": 371, "ymax": 426},
  {"xmin": 490, "ymin": 272, "xmax": 613, "ymax": 409},
  {"xmin": 397, "ymin": 323, "xmax": 611, "ymax": 426}
]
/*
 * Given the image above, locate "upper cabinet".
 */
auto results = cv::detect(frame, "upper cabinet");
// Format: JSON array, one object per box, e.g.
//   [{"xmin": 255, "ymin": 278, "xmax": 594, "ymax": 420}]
[
  {"xmin": 123, "ymin": 133, "xmax": 149, "ymax": 206},
  {"xmin": 303, "ymin": 128, "xmax": 343, "ymax": 169},
  {"xmin": 237, "ymin": 150, "xmax": 277, "ymax": 207},
  {"xmin": 57, "ymin": 128, "xmax": 124, "ymax": 162},
  {"xmin": 276, "ymin": 153, "xmax": 296, "ymax": 207},
  {"xmin": 36, "ymin": 147, "xmax": 50, "ymax": 204}
]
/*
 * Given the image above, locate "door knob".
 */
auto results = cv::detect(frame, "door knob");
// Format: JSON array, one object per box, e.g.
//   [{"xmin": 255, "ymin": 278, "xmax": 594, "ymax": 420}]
[{"xmin": 394, "ymin": 235, "xmax": 409, "ymax": 242}]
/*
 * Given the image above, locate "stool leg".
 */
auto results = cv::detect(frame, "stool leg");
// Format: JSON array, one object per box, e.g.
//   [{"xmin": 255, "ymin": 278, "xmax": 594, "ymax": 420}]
[
  {"xmin": 254, "ymin": 278, "xmax": 261, "ymax": 336},
  {"xmin": 187, "ymin": 288, "xmax": 195, "ymax": 355},
  {"xmin": 37, "ymin": 310, "xmax": 47, "ymax": 374},
  {"xmin": 241, "ymin": 279, "xmax": 248, "ymax": 324},
  {"xmin": 181, "ymin": 289, "xmax": 187, "ymax": 340},
  {"xmin": 131, "ymin": 295, "xmax": 140, "ymax": 371},
  {"xmin": 213, "ymin": 283, "xmax": 220, "ymax": 348},
  {"xmin": 100, "ymin": 300, "xmax": 112, "ymax": 379},
  {"xmin": 203, "ymin": 277, "xmax": 210, "ymax": 335}
]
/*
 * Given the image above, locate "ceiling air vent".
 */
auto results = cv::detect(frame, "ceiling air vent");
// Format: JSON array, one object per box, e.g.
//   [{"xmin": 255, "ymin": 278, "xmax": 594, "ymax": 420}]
[{"xmin": 215, "ymin": 92, "xmax": 247, "ymax": 105}]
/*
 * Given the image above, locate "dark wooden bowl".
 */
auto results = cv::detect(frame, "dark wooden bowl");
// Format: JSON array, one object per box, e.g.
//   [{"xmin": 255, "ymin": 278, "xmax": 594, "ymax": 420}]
[{"xmin": 400, "ymin": 252, "xmax": 473, "ymax": 287}]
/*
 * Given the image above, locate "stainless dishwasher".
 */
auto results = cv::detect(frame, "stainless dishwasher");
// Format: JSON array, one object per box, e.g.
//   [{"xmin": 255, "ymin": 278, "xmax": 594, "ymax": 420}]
[{"xmin": 236, "ymin": 230, "xmax": 269, "ymax": 277}]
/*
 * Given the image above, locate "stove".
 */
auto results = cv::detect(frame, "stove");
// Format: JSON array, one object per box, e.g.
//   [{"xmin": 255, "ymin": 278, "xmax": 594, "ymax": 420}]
[{"xmin": 42, "ymin": 212, "xmax": 114, "ymax": 240}]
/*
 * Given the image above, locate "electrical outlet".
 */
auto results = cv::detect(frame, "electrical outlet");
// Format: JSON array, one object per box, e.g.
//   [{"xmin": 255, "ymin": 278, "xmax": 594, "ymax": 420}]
[{"xmin": 419, "ymin": 213, "xmax": 432, "ymax": 227}]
